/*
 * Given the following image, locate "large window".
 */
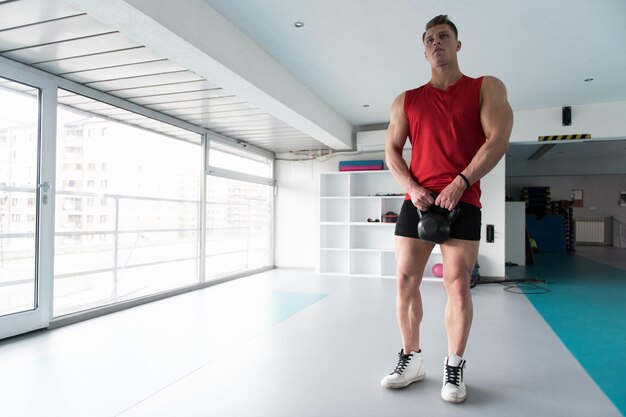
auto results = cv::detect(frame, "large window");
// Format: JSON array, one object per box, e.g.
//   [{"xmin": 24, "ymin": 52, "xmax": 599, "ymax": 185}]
[
  {"xmin": 54, "ymin": 91, "xmax": 203, "ymax": 316},
  {"xmin": 3, "ymin": 81, "xmax": 275, "ymax": 320},
  {"xmin": 0, "ymin": 78, "xmax": 39, "ymax": 316},
  {"xmin": 205, "ymin": 142, "xmax": 273, "ymax": 280}
]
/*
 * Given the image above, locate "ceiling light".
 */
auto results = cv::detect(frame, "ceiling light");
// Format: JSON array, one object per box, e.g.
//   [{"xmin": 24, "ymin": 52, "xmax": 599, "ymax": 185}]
[{"xmin": 294, "ymin": 21, "xmax": 304, "ymax": 28}]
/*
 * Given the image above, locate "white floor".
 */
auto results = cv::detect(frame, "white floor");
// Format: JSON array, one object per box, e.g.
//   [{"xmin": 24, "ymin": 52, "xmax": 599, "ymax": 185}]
[
  {"xmin": 574, "ymin": 245, "xmax": 626, "ymax": 270},
  {"xmin": 0, "ymin": 269, "xmax": 620, "ymax": 417}
]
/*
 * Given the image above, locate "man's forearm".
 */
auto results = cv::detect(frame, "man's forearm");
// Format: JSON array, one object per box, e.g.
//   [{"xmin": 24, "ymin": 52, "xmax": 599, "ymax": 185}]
[
  {"xmin": 462, "ymin": 137, "xmax": 509, "ymax": 185},
  {"xmin": 386, "ymin": 149, "xmax": 420, "ymax": 195}
]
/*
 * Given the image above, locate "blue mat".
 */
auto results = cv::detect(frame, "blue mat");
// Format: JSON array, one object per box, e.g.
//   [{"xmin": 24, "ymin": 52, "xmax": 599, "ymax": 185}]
[
  {"xmin": 509, "ymin": 253, "xmax": 626, "ymax": 415},
  {"xmin": 266, "ymin": 291, "xmax": 328, "ymax": 325}
]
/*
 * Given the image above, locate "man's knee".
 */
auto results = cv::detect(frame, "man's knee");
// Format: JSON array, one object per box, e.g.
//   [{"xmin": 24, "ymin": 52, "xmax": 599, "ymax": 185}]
[
  {"xmin": 397, "ymin": 269, "xmax": 422, "ymax": 291},
  {"xmin": 444, "ymin": 274, "xmax": 472, "ymax": 301}
]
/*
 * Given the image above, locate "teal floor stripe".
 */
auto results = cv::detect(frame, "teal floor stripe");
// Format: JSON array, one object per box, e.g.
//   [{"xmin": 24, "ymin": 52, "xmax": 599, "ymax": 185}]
[
  {"xmin": 507, "ymin": 253, "xmax": 626, "ymax": 415},
  {"xmin": 266, "ymin": 291, "xmax": 328, "ymax": 325}
]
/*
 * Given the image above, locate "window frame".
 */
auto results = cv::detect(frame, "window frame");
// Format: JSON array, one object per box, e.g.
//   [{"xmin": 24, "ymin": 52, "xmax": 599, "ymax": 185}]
[{"xmin": 0, "ymin": 54, "xmax": 276, "ymax": 333}]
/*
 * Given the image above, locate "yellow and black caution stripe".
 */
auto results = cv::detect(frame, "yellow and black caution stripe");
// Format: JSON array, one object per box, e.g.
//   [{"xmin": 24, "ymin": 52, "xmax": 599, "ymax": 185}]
[{"xmin": 538, "ymin": 134, "xmax": 591, "ymax": 142}]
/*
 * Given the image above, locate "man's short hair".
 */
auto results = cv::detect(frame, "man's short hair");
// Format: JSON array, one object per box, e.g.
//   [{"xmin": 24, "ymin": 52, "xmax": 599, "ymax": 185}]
[{"xmin": 422, "ymin": 15, "xmax": 458, "ymax": 42}]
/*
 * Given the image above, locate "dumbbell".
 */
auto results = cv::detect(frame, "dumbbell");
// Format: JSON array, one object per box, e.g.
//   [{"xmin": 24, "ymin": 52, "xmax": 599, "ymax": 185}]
[{"xmin": 416, "ymin": 205, "xmax": 460, "ymax": 244}]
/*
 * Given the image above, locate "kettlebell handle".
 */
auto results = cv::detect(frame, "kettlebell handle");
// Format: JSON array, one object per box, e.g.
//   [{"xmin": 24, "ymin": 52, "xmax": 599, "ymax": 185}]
[
  {"xmin": 447, "ymin": 205, "xmax": 461, "ymax": 223},
  {"xmin": 416, "ymin": 205, "xmax": 461, "ymax": 222}
]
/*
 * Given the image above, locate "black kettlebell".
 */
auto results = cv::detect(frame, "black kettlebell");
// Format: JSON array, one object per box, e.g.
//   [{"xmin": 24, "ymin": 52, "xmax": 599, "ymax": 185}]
[{"xmin": 416, "ymin": 205, "xmax": 461, "ymax": 244}]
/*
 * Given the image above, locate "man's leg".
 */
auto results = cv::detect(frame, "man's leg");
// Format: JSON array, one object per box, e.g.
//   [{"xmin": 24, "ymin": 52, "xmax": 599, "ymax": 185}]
[
  {"xmin": 381, "ymin": 236, "xmax": 434, "ymax": 389},
  {"xmin": 396, "ymin": 236, "xmax": 434, "ymax": 353},
  {"xmin": 439, "ymin": 238, "xmax": 479, "ymax": 402}
]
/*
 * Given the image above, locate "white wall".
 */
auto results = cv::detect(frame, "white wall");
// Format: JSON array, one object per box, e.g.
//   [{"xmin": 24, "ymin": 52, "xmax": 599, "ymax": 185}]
[
  {"xmin": 507, "ymin": 152, "xmax": 626, "ymax": 176},
  {"xmin": 505, "ymin": 202, "xmax": 527, "ymax": 265},
  {"xmin": 275, "ymin": 150, "xmax": 389, "ymax": 269},
  {"xmin": 511, "ymin": 100, "xmax": 626, "ymax": 142},
  {"xmin": 274, "ymin": 158, "xmax": 318, "ymax": 269},
  {"xmin": 477, "ymin": 159, "xmax": 506, "ymax": 277}
]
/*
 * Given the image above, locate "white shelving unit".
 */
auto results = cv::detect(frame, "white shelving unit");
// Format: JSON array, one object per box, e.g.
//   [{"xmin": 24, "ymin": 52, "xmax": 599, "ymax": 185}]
[{"xmin": 319, "ymin": 170, "xmax": 441, "ymax": 278}]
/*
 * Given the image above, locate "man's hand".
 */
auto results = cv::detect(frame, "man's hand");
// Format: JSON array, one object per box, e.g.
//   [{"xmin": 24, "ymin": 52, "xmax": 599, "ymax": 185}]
[
  {"xmin": 409, "ymin": 183, "xmax": 435, "ymax": 212},
  {"xmin": 435, "ymin": 176, "xmax": 467, "ymax": 210}
]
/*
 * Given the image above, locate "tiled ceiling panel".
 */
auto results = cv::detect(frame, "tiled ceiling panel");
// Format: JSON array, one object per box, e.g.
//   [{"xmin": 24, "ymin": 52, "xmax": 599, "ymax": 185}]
[
  {"xmin": 0, "ymin": 0, "xmax": 80, "ymax": 29},
  {"xmin": 1, "ymin": 32, "xmax": 140, "ymax": 64},
  {"xmin": 84, "ymin": 71, "xmax": 204, "ymax": 92},
  {"xmin": 31, "ymin": 47, "xmax": 164, "ymax": 74},
  {"xmin": 108, "ymin": 80, "xmax": 220, "ymax": 99},
  {"xmin": 0, "ymin": 14, "xmax": 110, "ymax": 50},
  {"xmin": 0, "ymin": 0, "xmax": 327, "ymax": 154}
]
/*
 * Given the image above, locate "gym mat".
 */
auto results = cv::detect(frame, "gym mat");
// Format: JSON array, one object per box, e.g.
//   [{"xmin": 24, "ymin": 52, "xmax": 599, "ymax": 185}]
[{"xmin": 510, "ymin": 253, "xmax": 626, "ymax": 415}]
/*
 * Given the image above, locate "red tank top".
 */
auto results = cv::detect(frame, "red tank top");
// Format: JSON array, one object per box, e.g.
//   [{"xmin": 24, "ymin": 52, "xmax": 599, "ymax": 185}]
[{"xmin": 403, "ymin": 75, "xmax": 485, "ymax": 208}]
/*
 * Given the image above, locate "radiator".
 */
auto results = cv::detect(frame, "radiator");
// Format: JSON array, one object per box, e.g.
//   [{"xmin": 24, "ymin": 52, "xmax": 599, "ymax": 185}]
[{"xmin": 575, "ymin": 218, "xmax": 605, "ymax": 244}]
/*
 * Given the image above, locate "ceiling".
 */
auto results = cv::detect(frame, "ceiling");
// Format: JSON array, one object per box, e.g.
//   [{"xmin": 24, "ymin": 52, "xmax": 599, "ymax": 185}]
[
  {"xmin": 506, "ymin": 138, "xmax": 626, "ymax": 162},
  {"xmin": 202, "ymin": 0, "xmax": 626, "ymax": 124},
  {"xmin": 1, "ymin": 0, "xmax": 626, "ymax": 158}
]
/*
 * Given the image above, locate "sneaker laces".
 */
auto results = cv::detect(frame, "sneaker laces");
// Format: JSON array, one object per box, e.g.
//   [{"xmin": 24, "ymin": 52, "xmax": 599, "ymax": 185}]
[
  {"xmin": 444, "ymin": 360, "xmax": 466, "ymax": 387},
  {"xmin": 391, "ymin": 350, "xmax": 413, "ymax": 375}
]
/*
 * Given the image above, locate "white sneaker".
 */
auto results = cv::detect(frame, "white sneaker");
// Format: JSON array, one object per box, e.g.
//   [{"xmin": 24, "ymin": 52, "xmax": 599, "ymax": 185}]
[
  {"xmin": 441, "ymin": 354, "xmax": 467, "ymax": 403},
  {"xmin": 381, "ymin": 349, "xmax": 425, "ymax": 388}
]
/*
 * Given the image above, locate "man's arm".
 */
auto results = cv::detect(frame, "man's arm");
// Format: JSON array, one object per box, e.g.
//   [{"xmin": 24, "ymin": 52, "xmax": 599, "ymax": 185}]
[
  {"xmin": 435, "ymin": 76, "xmax": 513, "ymax": 210},
  {"xmin": 385, "ymin": 93, "xmax": 434, "ymax": 211}
]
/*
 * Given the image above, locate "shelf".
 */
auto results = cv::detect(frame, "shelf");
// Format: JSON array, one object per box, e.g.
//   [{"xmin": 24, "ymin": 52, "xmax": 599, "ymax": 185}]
[
  {"xmin": 320, "ymin": 224, "xmax": 348, "ymax": 249},
  {"xmin": 321, "ymin": 198, "xmax": 348, "ymax": 223},
  {"xmin": 349, "ymin": 171, "xmax": 404, "ymax": 197},
  {"xmin": 320, "ymin": 172, "xmax": 348, "ymax": 198},
  {"xmin": 350, "ymin": 250, "xmax": 380, "ymax": 275},
  {"xmin": 318, "ymin": 171, "xmax": 441, "ymax": 277},
  {"xmin": 319, "ymin": 249, "xmax": 349, "ymax": 274}
]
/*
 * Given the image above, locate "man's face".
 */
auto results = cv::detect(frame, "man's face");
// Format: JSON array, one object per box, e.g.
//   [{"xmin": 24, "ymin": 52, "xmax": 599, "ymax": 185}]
[{"xmin": 423, "ymin": 24, "xmax": 461, "ymax": 66}]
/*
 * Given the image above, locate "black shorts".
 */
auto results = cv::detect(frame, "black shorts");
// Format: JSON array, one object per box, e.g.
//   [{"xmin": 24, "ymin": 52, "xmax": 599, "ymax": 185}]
[{"xmin": 394, "ymin": 199, "xmax": 482, "ymax": 241}]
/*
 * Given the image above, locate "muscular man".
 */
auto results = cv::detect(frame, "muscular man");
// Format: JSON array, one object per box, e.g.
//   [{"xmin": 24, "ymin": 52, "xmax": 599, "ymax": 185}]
[{"xmin": 380, "ymin": 15, "xmax": 513, "ymax": 403}]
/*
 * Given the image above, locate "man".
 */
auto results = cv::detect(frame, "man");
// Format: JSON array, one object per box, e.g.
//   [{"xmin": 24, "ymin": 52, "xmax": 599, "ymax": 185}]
[{"xmin": 380, "ymin": 15, "xmax": 513, "ymax": 403}]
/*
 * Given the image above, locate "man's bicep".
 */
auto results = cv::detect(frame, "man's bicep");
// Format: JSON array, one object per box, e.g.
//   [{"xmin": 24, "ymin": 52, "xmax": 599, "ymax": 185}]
[
  {"xmin": 481, "ymin": 77, "xmax": 513, "ymax": 142},
  {"xmin": 386, "ymin": 94, "xmax": 410, "ymax": 151}
]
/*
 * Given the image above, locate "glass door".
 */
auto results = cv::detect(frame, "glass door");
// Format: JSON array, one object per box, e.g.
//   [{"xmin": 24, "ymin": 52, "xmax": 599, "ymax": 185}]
[{"xmin": 0, "ymin": 61, "xmax": 56, "ymax": 339}]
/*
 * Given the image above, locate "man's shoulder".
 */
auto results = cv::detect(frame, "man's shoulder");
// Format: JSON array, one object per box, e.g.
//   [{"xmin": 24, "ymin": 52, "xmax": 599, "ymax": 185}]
[
  {"xmin": 404, "ymin": 84, "xmax": 429, "ymax": 98},
  {"xmin": 480, "ymin": 75, "xmax": 506, "ymax": 88}
]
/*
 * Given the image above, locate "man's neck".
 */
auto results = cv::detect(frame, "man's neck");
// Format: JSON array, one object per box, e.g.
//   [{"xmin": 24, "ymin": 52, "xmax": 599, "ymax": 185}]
[{"xmin": 429, "ymin": 67, "xmax": 463, "ymax": 90}]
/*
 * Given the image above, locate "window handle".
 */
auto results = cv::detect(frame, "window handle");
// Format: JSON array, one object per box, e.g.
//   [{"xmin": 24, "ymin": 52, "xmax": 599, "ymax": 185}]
[{"xmin": 38, "ymin": 182, "xmax": 50, "ymax": 193}]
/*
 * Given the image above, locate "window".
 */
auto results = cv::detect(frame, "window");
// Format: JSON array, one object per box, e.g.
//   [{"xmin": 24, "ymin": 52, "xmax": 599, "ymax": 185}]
[
  {"xmin": 54, "ymin": 90, "xmax": 203, "ymax": 317},
  {"xmin": 208, "ymin": 142, "xmax": 273, "ymax": 178},
  {"xmin": 0, "ymin": 75, "xmax": 40, "ymax": 317},
  {"xmin": 205, "ymin": 141, "xmax": 274, "ymax": 280}
]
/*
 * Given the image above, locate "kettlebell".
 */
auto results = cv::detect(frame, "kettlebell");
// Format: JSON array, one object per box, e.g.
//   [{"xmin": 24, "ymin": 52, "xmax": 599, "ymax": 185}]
[{"xmin": 416, "ymin": 205, "xmax": 461, "ymax": 244}]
